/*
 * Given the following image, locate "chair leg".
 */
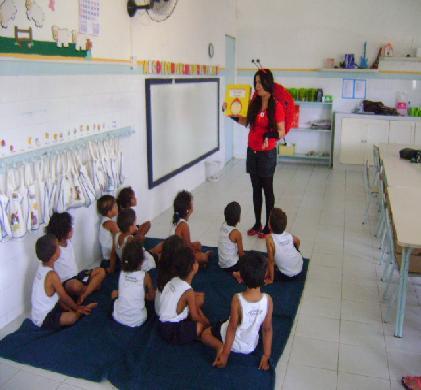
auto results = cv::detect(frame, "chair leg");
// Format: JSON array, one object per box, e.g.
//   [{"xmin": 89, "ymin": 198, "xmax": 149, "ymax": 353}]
[{"xmin": 383, "ymin": 262, "xmax": 395, "ymax": 301}]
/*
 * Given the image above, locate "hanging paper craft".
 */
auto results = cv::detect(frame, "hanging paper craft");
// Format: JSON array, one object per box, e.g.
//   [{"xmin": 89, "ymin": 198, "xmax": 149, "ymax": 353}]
[
  {"xmin": 25, "ymin": 0, "xmax": 45, "ymax": 28},
  {"xmin": 24, "ymin": 163, "xmax": 40, "ymax": 231},
  {"xmin": 7, "ymin": 170, "xmax": 26, "ymax": 239},
  {"xmin": 48, "ymin": 0, "xmax": 55, "ymax": 11},
  {"xmin": 79, "ymin": 0, "xmax": 100, "ymax": 36},
  {"xmin": 0, "ymin": 0, "xmax": 17, "ymax": 28},
  {"xmin": 0, "ymin": 192, "xmax": 12, "ymax": 241}
]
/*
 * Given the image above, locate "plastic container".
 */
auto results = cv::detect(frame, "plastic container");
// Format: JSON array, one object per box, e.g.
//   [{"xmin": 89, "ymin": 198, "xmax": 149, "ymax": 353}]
[
  {"xmin": 396, "ymin": 92, "xmax": 409, "ymax": 116},
  {"xmin": 205, "ymin": 160, "xmax": 223, "ymax": 182}
]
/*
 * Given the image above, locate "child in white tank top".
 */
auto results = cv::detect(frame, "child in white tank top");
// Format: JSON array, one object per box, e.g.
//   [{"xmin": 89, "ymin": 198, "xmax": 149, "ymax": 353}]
[
  {"xmin": 218, "ymin": 202, "xmax": 244, "ymax": 281},
  {"xmin": 46, "ymin": 212, "xmax": 106, "ymax": 304},
  {"xmin": 171, "ymin": 190, "xmax": 211, "ymax": 266},
  {"xmin": 265, "ymin": 208, "xmax": 303, "ymax": 284},
  {"xmin": 115, "ymin": 208, "xmax": 156, "ymax": 272},
  {"xmin": 117, "ymin": 186, "xmax": 151, "ymax": 240},
  {"xmin": 201, "ymin": 252, "xmax": 273, "ymax": 370},
  {"xmin": 97, "ymin": 195, "xmax": 119, "ymax": 273},
  {"xmin": 158, "ymin": 247, "xmax": 210, "ymax": 345},
  {"xmin": 31, "ymin": 234, "xmax": 96, "ymax": 330},
  {"xmin": 112, "ymin": 240, "xmax": 155, "ymax": 327}
]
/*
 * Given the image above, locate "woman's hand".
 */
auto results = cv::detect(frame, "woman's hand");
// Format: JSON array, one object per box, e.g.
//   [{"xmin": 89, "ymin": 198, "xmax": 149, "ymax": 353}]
[{"xmin": 262, "ymin": 138, "xmax": 269, "ymax": 149}]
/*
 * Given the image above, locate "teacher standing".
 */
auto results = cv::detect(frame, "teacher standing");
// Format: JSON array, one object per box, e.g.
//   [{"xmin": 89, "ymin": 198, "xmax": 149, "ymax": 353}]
[{"xmin": 227, "ymin": 69, "xmax": 285, "ymax": 238}]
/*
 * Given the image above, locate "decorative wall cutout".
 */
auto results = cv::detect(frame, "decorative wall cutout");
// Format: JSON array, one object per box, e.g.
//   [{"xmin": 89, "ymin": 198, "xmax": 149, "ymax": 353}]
[
  {"xmin": 0, "ymin": 0, "xmax": 17, "ymax": 28},
  {"xmin": 25, "ymin": 0, "xmax": 45, "ymax": 28}
]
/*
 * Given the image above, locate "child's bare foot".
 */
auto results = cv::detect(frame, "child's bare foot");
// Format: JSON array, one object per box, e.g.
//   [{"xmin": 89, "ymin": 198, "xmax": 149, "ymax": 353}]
[
  {"xmin": 111, "ymin": 290, "xmax": 118, "ymax": 300},
  {"xmin": 233, "ymin": 271, "xmax": 242, "ymax": 284}
]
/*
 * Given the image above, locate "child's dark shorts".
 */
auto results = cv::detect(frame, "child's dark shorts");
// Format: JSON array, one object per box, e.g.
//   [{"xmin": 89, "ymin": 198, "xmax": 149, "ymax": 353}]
[
  {"xmin": 211, "ymin": 320, "xmax": 227, "ymax": 342},
  {"xmin": 41, "ymin": 303, "xmax": 64, "ymax": 331},
  {"xmin": 221, "ymin": 263, "xmax": 240, "ymax": 273},
  {"xmin": 158, "ymin": 319, "xmax": 197, "ymax": 344},
  {"xmin": 64, "ymin": 269, "xmax": 93, "ymax": 286}
]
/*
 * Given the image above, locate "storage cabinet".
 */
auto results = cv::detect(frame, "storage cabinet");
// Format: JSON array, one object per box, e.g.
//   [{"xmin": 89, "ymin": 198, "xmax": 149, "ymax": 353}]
[
  {"xmin": 389, "ymin": 121, "xmax": 414, "ymax": 144},
  {"xmin": 340, "ymin": 118, "xmax": 389, "ymax": 164},
  {"xmin": 415, "ymin": 122, "xmax": 421, "ymax": 145},
  {"xmin": 338, "ymin": 115, "xmax": 421, "ymax": 164}
]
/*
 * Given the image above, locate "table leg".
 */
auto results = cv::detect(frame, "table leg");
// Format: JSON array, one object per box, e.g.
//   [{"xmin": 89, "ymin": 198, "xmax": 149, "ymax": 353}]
[{"xmin": 394, "ymin": 246, "xmax": 412, "ymax": 338}]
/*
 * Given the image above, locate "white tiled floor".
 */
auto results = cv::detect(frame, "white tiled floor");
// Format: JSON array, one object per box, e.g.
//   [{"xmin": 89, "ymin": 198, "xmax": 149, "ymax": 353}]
[{"xmin": 1, "ymin": 160, "xmax": 420, "ymax": 389}]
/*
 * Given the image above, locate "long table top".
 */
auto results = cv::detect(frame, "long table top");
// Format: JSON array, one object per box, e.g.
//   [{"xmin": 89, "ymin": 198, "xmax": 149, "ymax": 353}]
[
  {"xmin": 378, "ymin": 143, "xmax": 421, "ymax": 188},
  {"xmin": 387, "ymin": 187, "xmax": 421, "ymax": 248}
]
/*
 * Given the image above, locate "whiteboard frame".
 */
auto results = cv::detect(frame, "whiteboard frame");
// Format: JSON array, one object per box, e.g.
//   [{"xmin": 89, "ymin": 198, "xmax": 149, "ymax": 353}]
[{"xmin": 145, "ymin": 78, "xmax": 220, "ymax": 189}]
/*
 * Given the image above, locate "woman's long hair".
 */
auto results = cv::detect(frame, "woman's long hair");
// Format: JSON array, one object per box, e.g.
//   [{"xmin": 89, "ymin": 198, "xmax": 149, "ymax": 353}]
[{"xmin": 246, "ymin": 69, "xmax": 277, "ymax": 132}]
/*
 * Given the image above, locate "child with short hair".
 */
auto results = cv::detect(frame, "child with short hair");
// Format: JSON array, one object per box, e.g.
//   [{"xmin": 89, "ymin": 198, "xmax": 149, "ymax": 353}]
[
  {"xmin": 201, "ymin": 252, "xmax": 273, "ymax": 370},
  {"xmin": 158, "ymin": 247, "xmax": 210, "ymax": 344},
  {"xmin": 112, "ymin": 240, "xmax": 155, "ymax": 327},
  {"xmin": 97, "ymin": 195, "xmax": 119, "ymax": 273},
  {"xmin": 114, "ymin": 208, "xmax": 156, "ymax": 272},
  {"xmin": 171, "ymin": 190, "xmax": 210, "ymax": 266},
  {"xmin": 117, "ymin": 186, "xmax": 151, "ymax": 240},
  {"xmin": 45, "ymin": 212, "xmax": 106, "ymax": 304},
  {"xmin": 218, "ymin": 201, "xmax": 244, "ymax": 279},
  {"xmin": 31, "ymin": 234, "xmax": 96, "ymax": 330},
  {"xmin": 265, "ymin": 208, "xmax": 303, "ymax": 284},
  {"xmin": 155, "ymin": 234, "xmax": 185, "ymax": 316}
]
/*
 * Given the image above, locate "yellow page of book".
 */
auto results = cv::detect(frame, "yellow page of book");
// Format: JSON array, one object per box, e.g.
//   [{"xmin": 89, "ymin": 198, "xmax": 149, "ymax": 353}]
[{"xmin": 225, "ymin": 84, "xmax": 252, "ymax": 117}]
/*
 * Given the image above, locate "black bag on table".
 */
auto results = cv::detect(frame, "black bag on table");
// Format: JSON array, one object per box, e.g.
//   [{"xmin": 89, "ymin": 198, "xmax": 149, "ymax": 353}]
[{"xmin": 399, "ymin": 148, "xmax": 421, "ymax": 160}]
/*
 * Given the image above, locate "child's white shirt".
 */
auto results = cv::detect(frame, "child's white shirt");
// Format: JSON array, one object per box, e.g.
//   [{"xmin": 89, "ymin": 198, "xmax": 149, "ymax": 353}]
[
  {"xmin": 99, "ymin": 215, "xmax": 114, "ymax": 260},
  {"xmin": 113, "ymin": 270, "xmax": 147, "ymax": 327},
  {"xmin": 54, "ymin": 240, "xmax": 78, "ymax": 282},
  {"xmin": 272, "ymin": 232, "xmax": 303, "ymax": 277},
  {"xmin": 31, "ymin": 264, "xmax": 59, "ymax": 327},
  {"xmin": 114, "ymin": 232, "xmax": 156, "ymax": 272},
  {"xmin": 220, "ymin": 292, "xmax": 269, "ymax": 354},
  {"xmin": 218, "ymin": 222, "xmax": 239, "ymax": 268},
  {"xmin": 170, "ymin": 218, "xmax": 187, "ymax": 236},
  {"xmin": 159, "ymin": 277, "xmax": 191, "ymax": 323}
]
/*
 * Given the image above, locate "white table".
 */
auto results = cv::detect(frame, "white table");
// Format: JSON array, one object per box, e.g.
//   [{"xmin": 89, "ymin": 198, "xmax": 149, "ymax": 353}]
[
  {"xmin": 378, "ymin": 143, "xmax": 421, "ymax": 188},
  {"xmin": 387, "ymin": 187, "xmax": 421, "ymax": 337}
]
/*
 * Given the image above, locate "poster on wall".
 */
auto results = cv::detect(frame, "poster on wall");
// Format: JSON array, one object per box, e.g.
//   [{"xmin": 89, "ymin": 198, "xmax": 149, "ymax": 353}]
[
  {"xmin": 342, "ymin": 79, "xmax": 366, "ymax": 99},
  {"xmin": 79, "ymin": 0, "xmax": 100, "ymax": 36}
]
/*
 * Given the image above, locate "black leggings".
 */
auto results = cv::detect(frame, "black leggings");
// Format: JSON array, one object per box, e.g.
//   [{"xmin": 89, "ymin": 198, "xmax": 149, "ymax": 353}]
[{"xmin": 250, "ymin": 173, "xmax": 275, "ymax": 228}]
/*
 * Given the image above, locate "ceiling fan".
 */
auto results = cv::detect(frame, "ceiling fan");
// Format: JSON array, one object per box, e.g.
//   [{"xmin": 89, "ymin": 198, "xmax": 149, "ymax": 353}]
[{"xmin": 127, "ymin": 0, "xmax": 178, "ymax": 21}]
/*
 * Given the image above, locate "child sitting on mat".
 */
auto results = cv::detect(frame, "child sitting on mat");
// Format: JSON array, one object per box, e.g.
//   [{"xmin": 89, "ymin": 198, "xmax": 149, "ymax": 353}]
[
  {"xmin": 155, "ymin": 235, "xmax": 185, "ymax": 316},
  {"xmin": 218, "ymin": 201, "xmax": 244, "ymax": 281},
  {"xmin": 171, "ymin": 190, "xmax": 210, "ymax": 266},
  {"xmin": 158, "ymin": 247, "xmax": 210, "ymax": 344},
  {"xmin": 114, "ymin": 208, "xmax": 156, "ymax": 272},
  {"xmin": 31, "ymin": 234, "xmax": 97, "ymax": 330},
  {"xmin": 97, "ymin": 195, "xmax": 119, "ymax": 273},
  {"xmin": 201, "ymin": 252, "xmax": 273, "ymax": 370},
  {"xmin": 112, "ymin": 240, "xmax": 155, "ymax": 327},
  {"xmin": 46, "ymin": 212, "xmax": 106, "ymax": 304},
  {"xmin": 265, "ymin": 208, "xmax": 303, "ymax": 284},
  {"xmin": 117, "ymin": 186, "xmax": 151, "ymax": 240}
]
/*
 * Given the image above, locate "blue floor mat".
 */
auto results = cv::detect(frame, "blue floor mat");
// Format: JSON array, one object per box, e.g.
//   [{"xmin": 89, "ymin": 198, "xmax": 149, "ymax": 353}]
[{"xmin": 0, "ymin": 238, "xmax": 308, "ymax": 389}]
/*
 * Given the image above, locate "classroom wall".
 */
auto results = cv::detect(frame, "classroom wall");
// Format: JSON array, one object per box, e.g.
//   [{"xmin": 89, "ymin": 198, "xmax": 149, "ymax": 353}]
[
  {"xmin": 0, "ymin": 0, "xmax": 235, "ymax": 328},
  {"xmin": 235, "ymin": 0, "xmax": 421, "ymax": 68}
]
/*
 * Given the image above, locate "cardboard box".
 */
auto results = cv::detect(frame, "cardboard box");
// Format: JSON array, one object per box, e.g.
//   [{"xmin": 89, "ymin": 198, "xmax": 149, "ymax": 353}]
[
  {"xmin": 225, "ymin": 84, "xmax": 252, "ymax": 117},
  {"xmin": 278, "ymin": 143, "xmax": 295, "ymax": 156}
]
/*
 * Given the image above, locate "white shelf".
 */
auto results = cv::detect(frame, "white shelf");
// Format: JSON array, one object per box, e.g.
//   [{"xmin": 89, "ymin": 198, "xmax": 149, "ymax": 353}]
[
  {"xmin": 278, "ymin": 153, "xmax": 330, "ymax": 162},
  {"xmin": 292, "ymin": 127, "xmax": 331, "ymax": 132},
  {"xmin": 318, "ymin": 68, "xmax": 379, "ymax": 73},
  {"xmin": 296, "ymin": 101, "xmax": 333, "ymax": 106},
  {"xmin": 380, "ymin": 56, "xmax": 421, "ymax": 62}
]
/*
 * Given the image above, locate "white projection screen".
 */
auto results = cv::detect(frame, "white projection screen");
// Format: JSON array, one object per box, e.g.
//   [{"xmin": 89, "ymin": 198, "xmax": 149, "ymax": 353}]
[{"xmin": 145, "ymin": 78, "xmax": 220, "ymax": 188}]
